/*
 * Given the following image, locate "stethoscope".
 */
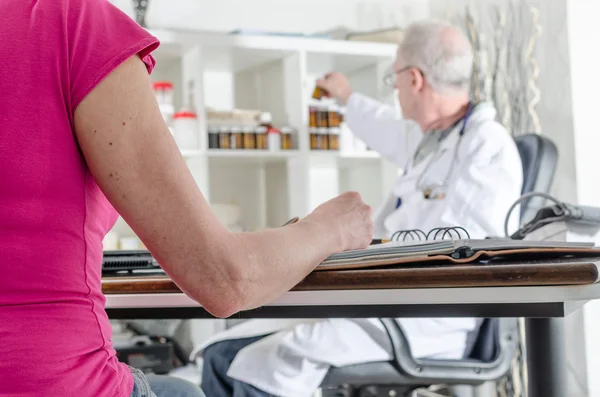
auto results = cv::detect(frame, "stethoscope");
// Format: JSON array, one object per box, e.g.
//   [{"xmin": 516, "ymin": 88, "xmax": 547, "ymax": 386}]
[{"xmin": 395, "ymin": 102, "xmax": 475, "ymax": 209}]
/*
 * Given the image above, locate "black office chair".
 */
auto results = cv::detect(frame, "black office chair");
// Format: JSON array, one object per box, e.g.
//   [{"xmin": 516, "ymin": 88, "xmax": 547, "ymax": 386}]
[
  {"xmin": 321, "ymin": 318, "xmax": 518, "ymax": 397},
  {"xmin": 514, "ymin": 134, "xmax": 558, "ymax": 222},
  {"xmin": 321, "ymin": 134, "xmax": 559, "ymax": 397}
]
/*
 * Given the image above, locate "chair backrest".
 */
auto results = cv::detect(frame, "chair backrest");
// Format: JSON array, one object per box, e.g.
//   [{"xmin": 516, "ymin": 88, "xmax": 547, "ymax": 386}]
[
  {"xmin": 465, "ymin": 318, "xmax": 499, "ymax": 362},
  {"xmin": 514, "ymin": 134, "xmax": 559, "ymax": 221}
]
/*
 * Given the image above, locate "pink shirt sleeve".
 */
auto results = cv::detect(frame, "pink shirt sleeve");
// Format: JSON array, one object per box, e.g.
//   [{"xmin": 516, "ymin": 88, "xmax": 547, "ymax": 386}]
[{"xmin": 67, "ymin": 0, "xmax": 159, "ymax": 114}]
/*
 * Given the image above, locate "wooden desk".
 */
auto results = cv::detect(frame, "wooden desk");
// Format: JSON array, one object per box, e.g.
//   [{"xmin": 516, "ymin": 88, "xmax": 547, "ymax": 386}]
[
  {"xmin": 102, "ymin": 258, "xmax": 600, "ymax": 318},
  {"xmin": 103, "ymin": 257, "xmax": 600, "ymax": 319},
  {"xmin": 102, "ymin": 258, "xmax": 600, "ymax": 397},
  {"xmin": 103, "ymin": 257, "xmax": 599, "ymax": 293}
]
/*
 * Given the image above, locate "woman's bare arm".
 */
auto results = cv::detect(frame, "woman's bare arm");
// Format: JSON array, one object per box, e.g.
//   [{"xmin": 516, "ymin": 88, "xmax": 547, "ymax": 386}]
[{"xmin": 74, "ymin": 56, "xmax": 373, "ymax": 317}]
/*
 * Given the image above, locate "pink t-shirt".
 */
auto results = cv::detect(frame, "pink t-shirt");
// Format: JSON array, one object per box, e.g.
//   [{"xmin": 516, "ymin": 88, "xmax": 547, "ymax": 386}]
[{"xmin": 0, "ymin": 1, "xmax": 159, "ymax": 396}]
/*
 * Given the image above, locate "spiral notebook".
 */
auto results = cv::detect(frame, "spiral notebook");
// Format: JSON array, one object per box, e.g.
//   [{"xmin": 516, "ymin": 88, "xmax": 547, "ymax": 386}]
[{"xmin": 316, "ymin": 226, "xmax": 598, "ymax": 271}]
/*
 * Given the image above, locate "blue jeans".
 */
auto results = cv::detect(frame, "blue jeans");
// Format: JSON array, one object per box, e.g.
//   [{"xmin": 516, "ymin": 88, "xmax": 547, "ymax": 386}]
[
  {"xmin": 201, "ymin": 336, "xmax": 276, "ymax": 397},
  {"xmin": 130, "ymin": 366, "xmax": 205, "ymax": 397}
]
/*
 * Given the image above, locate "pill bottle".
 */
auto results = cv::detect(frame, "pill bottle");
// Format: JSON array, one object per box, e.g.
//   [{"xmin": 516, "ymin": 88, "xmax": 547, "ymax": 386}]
[
  {"xmin": 243, "ymin": 126, "xmax": 256, "ymax": 149},
  {"xmin": 310, "ymin": 127, "xmax": 320, "ymax": 150},
  {"xmin": 256, "ymin": 126, "xmax": 268, "ymax": 150},
  {"xmin": 309, "ymin": 102, "xmax": 318, "ymax": 128},
  {"xmin": 319, "ymin": 127, "xmax": 329, "ymax": 150},
  {"xmin": 338, "ymin": 107, "xmax": 346, "ymax": 124},
  {"xmin": 267, "ymin": 128, "xmax": 281, "ymax": 152},
  {"xmin": 219, "ymin": 126, "xmax": 231, "ymax": 149},
  {"xmin": 328, "ymin": 103, "xmax": 340, "ymax": 128},
  {"xmin": 208, "ymin": 126, "xmax": 220, "ymax": 149},
  {"xmin": 230, "ymin": 126, "xmax": 243, "ymax": 149},
  {"xmin": 318, "ymin": 103, "xmax": 329, "ymax": 128},
  {"xmin": 281, "ymin": 127, "xmax": 293, "ymax": 150},
  {"xmin": 328, "ymin": 127, "xmax": 340, "ymax": 151},
  {"xmin": 173, "ymin": 111, "xmax": 199, "ymax": 150},
  {"xmin": 312, "ymin": 86, "xmax": 328, "ymax": 100}
]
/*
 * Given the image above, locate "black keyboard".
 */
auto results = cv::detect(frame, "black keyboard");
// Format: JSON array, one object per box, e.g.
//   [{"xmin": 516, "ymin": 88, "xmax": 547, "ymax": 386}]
[{"xmin": 102, "ymin": 250, "xmax": 160, "ymax": 274}]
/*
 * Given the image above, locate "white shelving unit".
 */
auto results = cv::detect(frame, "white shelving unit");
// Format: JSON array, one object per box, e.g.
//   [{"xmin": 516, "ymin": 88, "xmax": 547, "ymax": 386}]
[{"xmin": 110, "ymin": 28, "xmax": 401, "ymax": 241}]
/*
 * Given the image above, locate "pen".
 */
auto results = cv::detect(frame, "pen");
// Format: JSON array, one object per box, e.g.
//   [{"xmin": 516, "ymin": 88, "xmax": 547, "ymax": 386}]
[
  {"xmin": 282, "ymin": 218, "xmax": 391, "ymax": 245},
  {"xmin": 282, "ymin": 217, "xmax": 299, "ymax": 226},
  {"xmin": 370, "ymin": 239, "xmax": 391, "ymax": 245}
]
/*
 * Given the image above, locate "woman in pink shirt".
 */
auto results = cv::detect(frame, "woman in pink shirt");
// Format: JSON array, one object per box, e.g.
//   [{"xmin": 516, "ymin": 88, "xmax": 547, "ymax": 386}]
[{"xmin": 0, "ymin": 1, "xmax": 373, "ymax": 396}]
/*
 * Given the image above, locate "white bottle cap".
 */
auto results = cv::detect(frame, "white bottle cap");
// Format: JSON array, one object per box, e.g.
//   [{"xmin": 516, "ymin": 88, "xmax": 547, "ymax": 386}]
[{"xmin": 259, "ymin": 112, "xmax": 272, "ymax": 124}]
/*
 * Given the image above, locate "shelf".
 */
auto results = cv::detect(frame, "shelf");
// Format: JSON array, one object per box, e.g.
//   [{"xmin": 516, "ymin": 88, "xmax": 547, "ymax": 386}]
[
  {"xmin": 308, "ymin": 150, "xmax": 382, "ymax": 167},
  {"xmin": 148, "ymin": 28, "xmax": 397, "ymax": 73},
  {"xmin": 180, "ymin": 149, "xmax": 204, "ymax": 159},
  {"xmin": 339, "ymin": 151, "xmax": 382, "ymax": 168},
  {"xmin": 140, "ymin": 27, "xmax": 393, "ymax": 222},
  {"xmin": 206, "ymin": 149, "xmax": 300, "ymax": 165},
  {"xmin": 338, "ymin": 151, "xmax": 381, "ymax": 159}
]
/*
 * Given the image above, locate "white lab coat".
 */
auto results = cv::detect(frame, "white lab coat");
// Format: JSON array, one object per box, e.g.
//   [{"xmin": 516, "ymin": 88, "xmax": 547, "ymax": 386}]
[{"xmin": 193, "ymin": 93, "xmax": 524, "ymax": 397}]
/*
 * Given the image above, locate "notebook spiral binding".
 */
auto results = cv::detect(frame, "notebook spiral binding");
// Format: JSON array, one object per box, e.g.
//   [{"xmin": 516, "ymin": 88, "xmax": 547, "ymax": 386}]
[{"xmin": 390, "ymin": 226, "xmax": 471, "ymax": 242}]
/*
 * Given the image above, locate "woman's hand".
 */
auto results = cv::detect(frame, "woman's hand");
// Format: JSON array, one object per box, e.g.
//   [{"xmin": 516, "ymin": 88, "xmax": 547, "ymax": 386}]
[{"xmin": 303, "ymin": 192, "xmax": 373, "ymax": 252}]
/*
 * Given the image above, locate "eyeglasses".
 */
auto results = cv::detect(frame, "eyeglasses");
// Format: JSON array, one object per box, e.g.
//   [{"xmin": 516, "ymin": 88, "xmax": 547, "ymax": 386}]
[{"xmin": 383, "ymin": 65, "xmax": 423, "ymax": 87}]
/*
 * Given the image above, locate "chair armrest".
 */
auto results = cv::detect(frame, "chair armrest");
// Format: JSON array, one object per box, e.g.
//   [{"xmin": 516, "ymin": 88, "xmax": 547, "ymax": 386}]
[{"xmin": 381, "ymin": 318, "xmax": 519, "ymax": 384}]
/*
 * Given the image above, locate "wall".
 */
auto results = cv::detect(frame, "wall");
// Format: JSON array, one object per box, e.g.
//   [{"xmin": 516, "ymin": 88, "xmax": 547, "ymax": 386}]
[
  {"xmin": 112, "ymin": 0, "xmax": 430, "ymax": 34},
  {"xmin": 567, "ymin": 1, "xmax": 600, "ymax": 396},
  {"xmin": 568, "ymin": 0, "xmax": 600, "ymax": 207}
]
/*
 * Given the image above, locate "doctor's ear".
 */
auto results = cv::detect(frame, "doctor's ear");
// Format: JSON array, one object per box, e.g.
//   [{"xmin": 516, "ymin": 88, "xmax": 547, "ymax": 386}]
[{"xmin": 409, "ymin": 68, "xmax": 426, "ymax": 92}]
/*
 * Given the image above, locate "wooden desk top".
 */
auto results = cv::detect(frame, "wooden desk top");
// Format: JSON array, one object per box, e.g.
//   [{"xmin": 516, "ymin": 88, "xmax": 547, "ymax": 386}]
[{"xmin": 102, "ymin": 257, "xmax": 600, "ymax": 295}]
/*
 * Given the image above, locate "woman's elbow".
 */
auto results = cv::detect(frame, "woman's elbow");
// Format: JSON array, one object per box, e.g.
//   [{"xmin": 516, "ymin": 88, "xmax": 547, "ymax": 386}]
[
  {"xmin": 191, "ymin": 280, "xmax": 247, "ymax": 318},
  {"xmin": 175, "ymin": 233, "xmax": 260, "ymax": 318},
  {"xmin": 194, "ymin": 259, "xmax": 254, "ymax": 318},
  {"xmin": 201, "ymin": 292, "xmax": 244, "ymax": 318}
]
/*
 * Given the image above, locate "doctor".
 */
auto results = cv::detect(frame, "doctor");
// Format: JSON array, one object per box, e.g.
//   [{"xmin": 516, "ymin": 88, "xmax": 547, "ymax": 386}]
[{"xmin": 197, "ymin": 20, "xmax": 523, "ymax": 397}]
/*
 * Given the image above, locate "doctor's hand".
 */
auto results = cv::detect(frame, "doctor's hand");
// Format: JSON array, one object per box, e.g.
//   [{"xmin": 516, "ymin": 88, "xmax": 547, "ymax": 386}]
[
  {"xmin": 316, "ymin": 72, "xmax": 353, "ymax": 104},
  {"xmin": 303, "ymin": 191, "xmax": 374, "ymax": 252}
]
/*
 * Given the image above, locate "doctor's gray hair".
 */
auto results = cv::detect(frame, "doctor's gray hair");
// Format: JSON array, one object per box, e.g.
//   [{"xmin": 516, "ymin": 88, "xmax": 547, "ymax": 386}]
[{"xmin": 398, "ymin": 20, "xmax": 473, "ymax": 95}]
